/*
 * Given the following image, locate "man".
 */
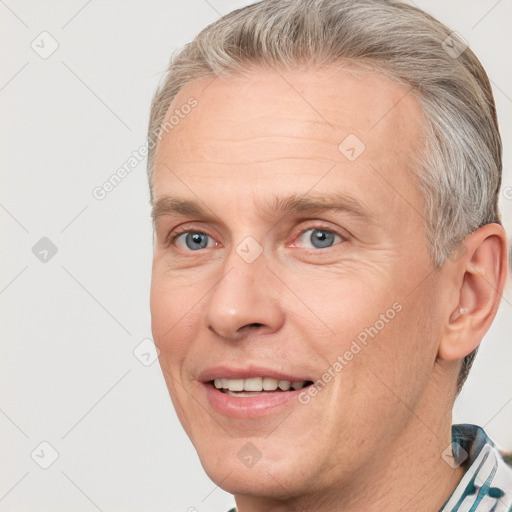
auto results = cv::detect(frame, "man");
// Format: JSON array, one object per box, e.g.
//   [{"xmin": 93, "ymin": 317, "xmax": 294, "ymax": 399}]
[{"xmin": 146, "ymin": 0, "xmax": 512, "ymax": 510}]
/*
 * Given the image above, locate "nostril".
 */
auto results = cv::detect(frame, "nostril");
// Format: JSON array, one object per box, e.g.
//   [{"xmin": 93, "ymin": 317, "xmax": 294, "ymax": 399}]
[{"xmin": 241, "ymin": 323, "xmax": 265, "ymax": 331}]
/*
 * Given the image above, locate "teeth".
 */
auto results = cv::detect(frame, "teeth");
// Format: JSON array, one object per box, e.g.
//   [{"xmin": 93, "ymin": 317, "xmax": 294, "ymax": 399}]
[
  {"xmin": 244, "ymin": 377, "xmax": 262, "ymax": 391},
  {"xmin": 227, "ymin": 379, "xmax": 244, "ymax": 392},
  {"xmin": 262, "ymin": 377, "xmax": 279, "ymax": 391},
  {"xmin": 278, "ymin": 380, "xmax": 291, "ymax": 391},
  {"xmin": 213, "ymin": 378, "xmax": 308, "ymax": 392}
]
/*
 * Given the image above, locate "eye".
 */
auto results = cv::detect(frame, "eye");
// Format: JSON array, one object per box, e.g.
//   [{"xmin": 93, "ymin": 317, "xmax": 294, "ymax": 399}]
[
  {"xmin": 172, "ymin": 231, "xmax": 217, "ymax": 251},
  {"xmin": 294, "ymin": 227, "xmax": 343, "ymax": 249}
]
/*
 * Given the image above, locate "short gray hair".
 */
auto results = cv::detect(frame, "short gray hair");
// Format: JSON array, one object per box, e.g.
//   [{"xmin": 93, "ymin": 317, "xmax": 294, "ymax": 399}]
[{"xmin": 146, "ymin": 0, "xmax": 503, "ymax": 393}]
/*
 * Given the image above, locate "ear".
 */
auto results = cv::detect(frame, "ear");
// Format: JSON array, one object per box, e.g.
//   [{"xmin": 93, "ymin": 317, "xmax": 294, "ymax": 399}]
[{"xmin": 438, "ymin": 223, "xmax": 509, "ymax": 362}]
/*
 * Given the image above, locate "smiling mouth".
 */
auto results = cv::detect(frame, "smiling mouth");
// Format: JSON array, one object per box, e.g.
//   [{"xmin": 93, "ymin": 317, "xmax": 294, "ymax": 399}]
[{"xmin": 210, "ymin": 377, "xmax": 314, "ymax": 396}]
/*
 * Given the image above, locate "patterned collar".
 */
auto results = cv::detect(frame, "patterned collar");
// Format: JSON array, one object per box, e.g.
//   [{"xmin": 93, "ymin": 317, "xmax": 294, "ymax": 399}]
[
  {"xmin": 440, "ymin": 424, "xmax": 512, "ymax": 511},
  {"xmin": 226, "ymin": 424, "xmax": 512, "ymax": 512}
]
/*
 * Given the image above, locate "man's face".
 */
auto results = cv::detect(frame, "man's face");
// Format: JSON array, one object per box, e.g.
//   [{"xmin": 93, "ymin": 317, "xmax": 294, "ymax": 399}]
[{"xmin": 150, "ymin": 66, "xmax": 446, "ymax": 497}]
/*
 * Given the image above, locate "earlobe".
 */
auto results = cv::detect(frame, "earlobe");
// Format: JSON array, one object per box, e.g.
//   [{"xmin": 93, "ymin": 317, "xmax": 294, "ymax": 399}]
[
  {"xmin": 438, "ymin": 223, "xmax": 509, "ymax": 362},
  {"xmin": 440, "ymin": 302, "xmax": 473, "ymax": 362}
]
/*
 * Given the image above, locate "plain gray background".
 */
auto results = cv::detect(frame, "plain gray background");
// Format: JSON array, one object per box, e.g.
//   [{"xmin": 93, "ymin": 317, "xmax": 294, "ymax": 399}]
[{"xmin": 1, "ymin": 1, "xmax": 511, "ymax": 510}]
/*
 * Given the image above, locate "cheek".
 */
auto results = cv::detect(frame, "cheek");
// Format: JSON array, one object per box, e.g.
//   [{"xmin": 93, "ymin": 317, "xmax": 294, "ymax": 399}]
[
  {"xmin": 288, "ymin": 269, "xmax": 398, "ymax": 349},
  {"xmin": 150, "ymin": 272, "xmax": 201, "ymax": 432},
  {"xmin": 150, "ymin": 269, "xmax": 196, "ymax": 364},
  {"xmin": 294, "ymin": 267, "xmax": 432, "ymax": 403},
  {"xmin": 348, "ymin": 295, "xmax": 437, "ymax": 412}
]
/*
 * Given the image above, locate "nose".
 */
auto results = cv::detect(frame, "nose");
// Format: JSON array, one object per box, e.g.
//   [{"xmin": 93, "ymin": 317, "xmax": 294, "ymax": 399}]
[{"xmin": 203, "ymin": 245, "xmax": 285, "ymax": 341}]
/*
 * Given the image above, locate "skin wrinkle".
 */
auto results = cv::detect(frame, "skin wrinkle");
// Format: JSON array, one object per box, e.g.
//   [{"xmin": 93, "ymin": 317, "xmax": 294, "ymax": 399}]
[
  {"xmin": 149, "ymin": 65, "xmax": 507, "ymax": 512},
  {"xmin": 152, "ymin": 193, "xmax": 376, "ymax": 232}
]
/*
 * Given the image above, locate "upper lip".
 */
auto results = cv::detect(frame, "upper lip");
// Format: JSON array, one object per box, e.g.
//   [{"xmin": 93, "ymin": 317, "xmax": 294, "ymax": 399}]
[{"xmin": 198, "ymin": 365, "xmax": 313, "ymax": 383}]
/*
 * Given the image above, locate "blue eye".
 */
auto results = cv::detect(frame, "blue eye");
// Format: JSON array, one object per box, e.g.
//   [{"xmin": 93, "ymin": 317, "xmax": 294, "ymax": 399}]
[
  {"xmin": 297, "ymin": 228, "xmax": 342, "ymax": 249},
  {"xmin": 175, "ymin": 232, "xmax": 213, "ymax": 250},
  {"xmin": 170, "ymin": 227, "xmax": 342, "ymax": 252}
]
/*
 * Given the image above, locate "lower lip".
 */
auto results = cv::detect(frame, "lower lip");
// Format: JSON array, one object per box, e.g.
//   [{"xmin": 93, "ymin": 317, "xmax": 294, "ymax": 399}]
[{"xmin": 202, "ymin": 382, "xmax": 307, "ymax": 418}]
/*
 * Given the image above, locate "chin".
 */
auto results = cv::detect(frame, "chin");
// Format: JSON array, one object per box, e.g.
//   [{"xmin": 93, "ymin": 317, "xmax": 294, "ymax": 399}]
[
  {"xmin": 194, "ymin": 437, "xmax": 319, "ymax": 500},
  {"xmin": 203, "ymin": 459, "xmax": 305, "ymax": 498}
]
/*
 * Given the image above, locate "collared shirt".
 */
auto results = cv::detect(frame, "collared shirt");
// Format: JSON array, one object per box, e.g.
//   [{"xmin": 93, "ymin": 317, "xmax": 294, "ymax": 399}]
[
  {"xmin": 226, "ymin": 424, "xmax": 512, "ymax": 512},
  {"xmin": 440, "ymin": 424, "xmax": 512, "ymax": 511}
]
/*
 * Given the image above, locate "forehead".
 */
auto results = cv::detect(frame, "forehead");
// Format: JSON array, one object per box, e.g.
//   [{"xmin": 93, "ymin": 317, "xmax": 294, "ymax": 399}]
[{"xmin": 152, "ymin": 64, "xmax": 425, "ymax": 216}]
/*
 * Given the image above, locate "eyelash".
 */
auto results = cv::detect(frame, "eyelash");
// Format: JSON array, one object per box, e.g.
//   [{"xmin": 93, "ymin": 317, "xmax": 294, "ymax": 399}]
[{"xmin": 166, "ymin": 223, "xmax": 345, "ymax": 250}]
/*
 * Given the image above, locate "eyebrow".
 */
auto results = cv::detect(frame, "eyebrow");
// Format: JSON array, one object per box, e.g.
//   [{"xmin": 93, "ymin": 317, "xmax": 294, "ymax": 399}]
[{"xmin": 151, "ymin": 192, "xmax": 373, "ymax": 225}]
